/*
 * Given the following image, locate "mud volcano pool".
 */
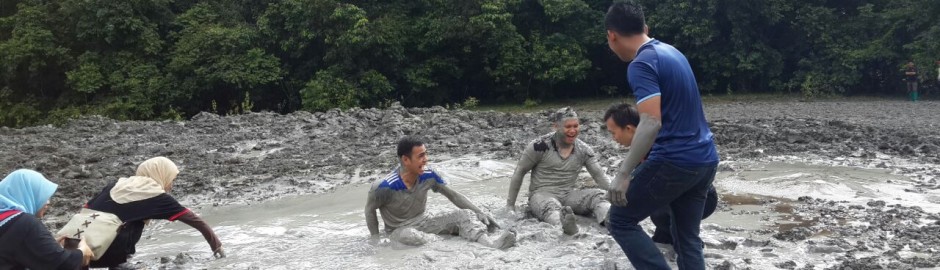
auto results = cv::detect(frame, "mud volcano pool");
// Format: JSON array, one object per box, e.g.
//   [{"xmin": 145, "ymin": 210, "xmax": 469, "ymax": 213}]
[
  {"xmin": 2, "ymin": 101, "xmax": 940, "ymax": 269},
  {"xmin": 131, "ymin": 157, "xmax": 940, "ymax": 269}
]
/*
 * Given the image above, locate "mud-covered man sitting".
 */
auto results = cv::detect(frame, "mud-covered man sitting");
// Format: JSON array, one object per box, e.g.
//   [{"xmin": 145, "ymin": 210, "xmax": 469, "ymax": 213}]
[
  {"xmin": 365, "ymin": 136, "xmax": 516, "ymax": 248},
  {"xmin": 506, "ymin": 107, "xmax": 612, "ymax": 235}
]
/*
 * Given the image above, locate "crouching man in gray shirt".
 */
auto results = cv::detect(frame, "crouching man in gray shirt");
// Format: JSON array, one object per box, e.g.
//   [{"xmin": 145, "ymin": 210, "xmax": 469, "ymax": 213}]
[
  {"xmin": 366, "ymin": 136, "xmax": 516, "ymax": 249},
  {"xmin": 506, "ymin": 107, "xmax": 612, "ymax": 235}
]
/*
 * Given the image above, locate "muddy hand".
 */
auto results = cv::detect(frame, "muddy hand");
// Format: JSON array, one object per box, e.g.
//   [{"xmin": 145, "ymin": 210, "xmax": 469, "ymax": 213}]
[
  {"xmin": 213, "ymin": 247, "xmax": 226, "ymax": 258},
  {"xmin": 368, "ymin": 234, "xmax": 386, "ymax": 246},
  {"xmin": 608, "ymin": 173, "xmax": 631, "ymax": 207},
  {"xmin": 477, "ymin": 212, "xmax": 501, "ymax": 232}
]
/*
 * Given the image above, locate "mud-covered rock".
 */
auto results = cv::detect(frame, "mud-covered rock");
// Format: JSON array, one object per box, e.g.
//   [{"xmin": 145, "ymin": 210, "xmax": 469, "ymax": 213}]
[{"xmin": 774, "ymin": 227, "xmax": 814, "ymax": 241}]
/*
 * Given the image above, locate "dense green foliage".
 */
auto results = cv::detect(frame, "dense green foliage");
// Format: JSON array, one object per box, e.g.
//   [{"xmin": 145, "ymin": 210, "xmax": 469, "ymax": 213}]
[{"xmin": 1, "ymin": 0, "xmax": 938, "ymax": 126}]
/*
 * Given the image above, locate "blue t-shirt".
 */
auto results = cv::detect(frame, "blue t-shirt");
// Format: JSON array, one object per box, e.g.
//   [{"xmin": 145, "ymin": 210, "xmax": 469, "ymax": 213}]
[{"xmin": 628, "ymin": 39, "xmax": 719, "ymax": 166}]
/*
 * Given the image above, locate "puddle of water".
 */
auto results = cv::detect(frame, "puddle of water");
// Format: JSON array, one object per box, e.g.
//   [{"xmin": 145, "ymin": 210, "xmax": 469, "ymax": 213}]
[
  {"xmin": 717, "ymin": 161, "xmax": 940, "ymax": 212},
  {"xmin": 710, "ymin": 161, "xmax": 929, "ymax": 235},
  {"xmin": 721, "ymin": 194, "xmax": 766, "ymax": 205},
  {"xmin": 129, "ymin": 158, "xmax": 936, "ymax": 269}
]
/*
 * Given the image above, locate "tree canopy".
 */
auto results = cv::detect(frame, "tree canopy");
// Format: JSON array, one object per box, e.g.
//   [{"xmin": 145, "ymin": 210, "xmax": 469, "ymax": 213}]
[{"xmin": 1, "ymin": 0, "xmax": 937, "ymax": 127}]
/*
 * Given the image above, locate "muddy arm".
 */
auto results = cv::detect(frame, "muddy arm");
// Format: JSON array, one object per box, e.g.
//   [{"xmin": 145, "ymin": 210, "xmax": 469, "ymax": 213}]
[
  {"xmin": 176, "ymin": 211, "xmax": 223, "ymax": 252},
  {"xmin": 506, "ymin": 159, "xmax": 536, "ymax": 208},
  {"xmin": 438, "ymin": 185, "xmax": 483, "ymax": 213},
  {"xmin": 365, "ymin": 191, "xmax": 381, "ymax": 236},
  {"xmin": 621, "ymin": 113, "xmax": 662, "ymax": 177},
  {"xmin": 507, "ymin": 147, "xmax": 539, "ymax": 207},
  {"xmin": 585, "ymin": 155, "xmax": 610, "ymax": 189},
  {"xmin": 439, "ymin": 185, "xmax": 500, "ymax": 230}
]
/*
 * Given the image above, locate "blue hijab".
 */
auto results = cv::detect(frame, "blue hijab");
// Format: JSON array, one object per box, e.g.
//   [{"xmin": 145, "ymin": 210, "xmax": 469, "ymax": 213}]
[{"xmin": 0, "ymin": 169, "xmax": 58, "ymax": 215}]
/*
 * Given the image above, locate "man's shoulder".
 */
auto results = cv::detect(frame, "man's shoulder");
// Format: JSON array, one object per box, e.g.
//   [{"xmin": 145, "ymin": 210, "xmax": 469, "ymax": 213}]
[
  {"xmin": 528, "ymin": 133, "xmax": 554, "ymax": 153},
  {"xmin": 420, "ymin": 167, "xmax": 446, "ymax": 185},
  {"xmin": 634, "ymin": 41, "xmax": 664, "ymax": 61},
  {"xmin": 574, "ymin": 139, "xmax": 597, "ymax": 157},
  {"xmin": 374, "ymin": 171, "xmax": 407, "ymax": 191}
]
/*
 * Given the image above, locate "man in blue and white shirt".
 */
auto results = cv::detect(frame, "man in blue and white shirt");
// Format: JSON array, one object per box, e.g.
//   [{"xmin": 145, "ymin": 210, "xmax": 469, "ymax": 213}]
[{"xmin": 365, "ymin": 136, "xmax": 516, "ymax": 249}]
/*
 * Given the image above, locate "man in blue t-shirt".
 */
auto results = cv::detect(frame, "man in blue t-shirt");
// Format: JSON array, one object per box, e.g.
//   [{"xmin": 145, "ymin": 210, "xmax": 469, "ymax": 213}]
[{"xmin": 602, "ymin": 1, "xmax": 719, "ymax": 269}]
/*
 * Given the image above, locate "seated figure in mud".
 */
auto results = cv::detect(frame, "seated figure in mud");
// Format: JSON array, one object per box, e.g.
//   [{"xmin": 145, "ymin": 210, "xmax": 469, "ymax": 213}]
[
  {"xmin": 506, "ymin": 107, "xmax": 612, "ymax": 235},
  {"xmin": 603, "ymin": 103, "xmax": 719, "ymax": 258},
  {"xmin": 365, "ymin": 136, "xmax": 516, "ymax": 249}
]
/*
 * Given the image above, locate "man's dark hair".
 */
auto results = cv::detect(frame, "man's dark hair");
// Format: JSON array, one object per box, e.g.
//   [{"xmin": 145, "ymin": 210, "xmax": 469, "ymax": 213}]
[
  {"xmin": 605, "ymin": 1, "xmax": 646, "ymax": 36},
  {"xmin": 397, "ymin": 136, "xmax": 425, "ymax": 159},
  {"xmin": 604, "ymin": 103, "xmax": 640, "ymax": 128}
]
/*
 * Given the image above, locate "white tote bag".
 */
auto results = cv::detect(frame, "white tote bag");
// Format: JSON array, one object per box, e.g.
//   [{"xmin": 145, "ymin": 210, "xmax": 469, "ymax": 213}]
[{"xmin": 56, "ymin": 208, "xmax": 123, "ymax": 260}]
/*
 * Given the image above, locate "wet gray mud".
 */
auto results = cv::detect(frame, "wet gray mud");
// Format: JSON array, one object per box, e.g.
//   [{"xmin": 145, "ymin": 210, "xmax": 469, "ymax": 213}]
[{"xmin": 2, "ymin": 101, "xmax": 940, "ymax": 269}]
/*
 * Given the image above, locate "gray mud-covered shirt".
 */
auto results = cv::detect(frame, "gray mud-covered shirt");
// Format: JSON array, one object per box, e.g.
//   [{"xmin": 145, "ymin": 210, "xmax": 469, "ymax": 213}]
[
  {"xmin": 367, "ymin": 167, "xmax": 446, "ymax": 231},
  {"xmin": 510, "ymin": 133, "xmax": 610, "ymax": 200}
]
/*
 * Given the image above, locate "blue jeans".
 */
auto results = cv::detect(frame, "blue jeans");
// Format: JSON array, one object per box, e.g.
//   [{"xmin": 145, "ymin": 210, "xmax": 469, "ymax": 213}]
[
  {"xmin": 607, "ymin": 160, "xmax": 717, "ymax": 270},
  {"xmin": 650, "ymin": 185, "xmax": 719, "ymax": 245}
]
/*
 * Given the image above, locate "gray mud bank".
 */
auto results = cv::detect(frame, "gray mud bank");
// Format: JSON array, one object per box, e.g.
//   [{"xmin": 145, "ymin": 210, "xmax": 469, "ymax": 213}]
[{"xmin": 2, "ymin": 100, "xmax": 940, "ymax": 269}]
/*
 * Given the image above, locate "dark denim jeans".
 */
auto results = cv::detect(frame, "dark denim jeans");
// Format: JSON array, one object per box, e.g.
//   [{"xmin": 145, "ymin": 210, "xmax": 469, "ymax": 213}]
[
  {"xmin": 650, "ymin": 185, "xmax": 719, "ymax": 245},
  {"xmin": 607, "ymin": 160, "xmax": 717, "ymax": 270}
]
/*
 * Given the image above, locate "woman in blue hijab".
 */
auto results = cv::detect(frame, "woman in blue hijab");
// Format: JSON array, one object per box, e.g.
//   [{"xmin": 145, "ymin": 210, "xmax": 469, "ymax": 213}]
[{"xmin": 0, "ymin": 169, "xmax": 94, "ymax": 269}]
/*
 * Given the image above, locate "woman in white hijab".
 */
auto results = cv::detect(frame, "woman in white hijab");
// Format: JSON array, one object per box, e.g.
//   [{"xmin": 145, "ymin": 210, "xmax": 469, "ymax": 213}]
[{"xmin": 84, "ymin": 157, "xmax": 223, "ymax": 268}]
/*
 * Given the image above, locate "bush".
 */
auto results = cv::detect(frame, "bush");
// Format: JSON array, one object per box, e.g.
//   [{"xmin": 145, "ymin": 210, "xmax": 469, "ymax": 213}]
[
  {"xmin": 45, "ymin": 106, "xmax": 88, "ymax": 126},
  {"xmin": 462, "ymin": 96, "xmax": 480, "ymax": 108},
  {"xmin": 160, "ymin": 107, "xmax": 185, "ymax": 121},
  {"xmin": 0, "ymin": 103, "xmax": 44, "ymax": 128},
  {"xmin": 301, "ymin": 70, "xmax": 359, "ymax": 111},
  {"xmin": 524, "ymin": 99, "xmax": 540, "ymax": 108}
]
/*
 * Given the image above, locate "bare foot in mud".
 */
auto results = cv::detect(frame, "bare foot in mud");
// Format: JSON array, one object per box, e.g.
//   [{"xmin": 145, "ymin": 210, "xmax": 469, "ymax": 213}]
[
  {"xmin": 561, "ymin": 206, "xmax": 579, "ymax": 235},
  {"xmin": 493, "ymin": 229, "xmax": 517, "ymax": 249}
]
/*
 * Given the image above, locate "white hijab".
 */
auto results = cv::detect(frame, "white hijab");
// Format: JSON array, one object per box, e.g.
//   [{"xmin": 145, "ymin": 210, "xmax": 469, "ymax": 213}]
[{"xmin": 110, "ymin": 157, "xmax": 179, "ymax": 204}]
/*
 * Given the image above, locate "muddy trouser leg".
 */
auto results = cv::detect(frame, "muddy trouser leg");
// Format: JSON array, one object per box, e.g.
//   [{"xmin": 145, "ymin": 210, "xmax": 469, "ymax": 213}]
[
  {"xmin": 411, "ymin": 209, "xmax": 515, "ymax": 248},
  {"xmin": 412, "ymin": 209, "xmax": 488, "ymax": 242},
  {"xmin": 528, "ymin": 192, "xmax": 564, "ymax": 225},
  {"xmin": 562, "ymin": 188, "xmax": 610, "ymax": 225},
  {"xmin": 388, "ymin": 216, "xmax": 438, "ymax": 246}
]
